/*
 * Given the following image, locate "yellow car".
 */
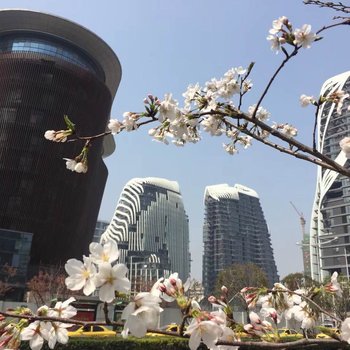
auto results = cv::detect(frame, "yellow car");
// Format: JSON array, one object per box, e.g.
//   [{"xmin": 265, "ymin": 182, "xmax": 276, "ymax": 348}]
[
  {"xmin": 316, "ymin": 328, "xmax": 340, "ymax": 339},
  {"xmin": 146, "ymin": 324, "xmax": 183, "ymax": 337},
  {"xmin": 262, "ymin": 328, "xmax": 303, "ymax": 341},
  {"xmin": 68, "ymin": 325, "xmax": 116, "ymax": 337}
]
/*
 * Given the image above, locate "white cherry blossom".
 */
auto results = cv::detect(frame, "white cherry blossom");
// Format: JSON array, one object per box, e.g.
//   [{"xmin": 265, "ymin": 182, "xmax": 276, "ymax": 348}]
[
  {"xmin": 293, "ymin": 24, "xmax": 316, "ymax": 48},
  {"xmin": 63, "ymin": 158, "xmax": 77, "ymax": 171},
  {"xmin": 269, "ymin": 16, "xmax": 288, "ymax": 35},
  {"xmin": 44, "ymin": 129, "xmax": 71, "ymax": 142},
  {"xmin": 121, "ymin": 292, "xmax": 163, "ymax": 338},
  {"xmin": 281, "ymin": 124, "xmax": 298, "ymax": 137},
  {"xmin": 217, "ymin": 326, "xmax": 238, "ymax": 350},
  {"xmin": 48, "ymin": 297, "xmax": 77, "ymax": 319},
  {"xmin": 202, "ymin": 116, "xmax": 223, "ymax": 136},
  {"xmin": 328, "ymin": 89, "xmax": 349, "ymax": 114},
  {"xmin": 108, "ymin": 119, "xmax": 122, "ymax": 134},
  {"xmin": 21, "ymin": 321, "xmax": 49, "ymax": 350},
  {"xmin": 89, "ymin": 240, "xmax": 119, "ymax": 265},
  {"xmin": 267, "ymin": 34, "xmax": 282, "ymax": 53},
  {"xmin": 223, "ymin": 143, "xmax": 237, "ymax": 155},
  {"xmin": 46, "ymin": 322, "xmax": 71, "ymax": 349},
  {"xmin": 65, "ymin": 256, "xmax": 97, "ymax": 295},
  {"xmin": 94, "ymin": 262, "xmax": 131, "ymax": 303},
  {"xmin": 74, "ymin": 162, "xmax": 88, "ymax": 173},
  {"xmin": 248, "ymin": 105, "xmax": 270, "ymax": 121},
  {"xmin": 340, "ymin": 137, "xmax": 350, "ymax": 158},
  {"xmin": 300, "ymin": 94, "xmax": 315, "ymax": 107},
  {"xmin": 341, "ymin": 318, "xmax": 350, "ymax": 343},
  {"xmin": 185, "ymin": 318, "xmax": 223, "ymax": 350},
  {"xmin": 326, "ymin": 271, "xmax": 342, "ymax": 297},
  {"xmin": 122, "ymin": 112, "xmax": 138, "ymax": 131},
  {"xmin": 159, "ymin": 94, "xmax": 180, "ymax": 122}
]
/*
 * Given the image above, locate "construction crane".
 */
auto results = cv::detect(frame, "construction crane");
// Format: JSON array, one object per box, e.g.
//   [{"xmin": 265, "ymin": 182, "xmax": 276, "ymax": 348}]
[
  {"xmin": 290, "ymin": 201, "xmax": 306, "ymax": 237},
  {"xmin": 290, "ymin": 201, "xmax": 311, "ymax": 278}
]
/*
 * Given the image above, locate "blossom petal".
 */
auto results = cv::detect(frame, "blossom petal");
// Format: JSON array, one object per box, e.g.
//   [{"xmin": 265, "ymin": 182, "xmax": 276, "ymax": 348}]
[
  {"xmin": 188, "ymin": 329, "xmax": 201, "ymax": 350},
  {"xmin": 126, "ymin": 314, "xmax": 147, "ymax": 338}
]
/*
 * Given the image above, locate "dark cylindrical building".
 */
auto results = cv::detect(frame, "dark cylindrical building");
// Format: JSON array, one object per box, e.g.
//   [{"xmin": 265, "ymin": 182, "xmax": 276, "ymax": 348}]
[{"xmin": 0, "ymin": 10, "xmax": 121, "ymax": 268}]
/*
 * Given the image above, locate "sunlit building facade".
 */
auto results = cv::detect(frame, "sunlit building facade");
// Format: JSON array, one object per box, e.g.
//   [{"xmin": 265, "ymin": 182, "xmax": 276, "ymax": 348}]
[
  {"xmin": 310, "ymin": 71, "xmax": 350, "ymax": 282},
  {"xmin": 0, "ymin": 10, "xmax": 120, "ymax": 269},
  {"xmin": 101, "ymin": 177, "xmax": 190, "ymax": 292},
  {"xmin": 202, "ymin": 184, "xmax": 279, "ymax": 295}
]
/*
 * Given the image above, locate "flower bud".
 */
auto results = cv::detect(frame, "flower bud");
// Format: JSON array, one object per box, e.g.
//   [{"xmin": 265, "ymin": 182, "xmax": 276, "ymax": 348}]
[
  {"xmin": 208, "ymin": 296, "xmax": 217, "ymax": 303},
  {"xmin": 221, "ymin": 285, "xmax": 228, "ymax": 294}
]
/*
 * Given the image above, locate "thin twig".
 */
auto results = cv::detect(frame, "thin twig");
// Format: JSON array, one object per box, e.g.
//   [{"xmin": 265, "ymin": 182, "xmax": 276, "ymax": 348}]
[
  {"xmin": 252, "ymin": 47, "xmax": 299, "ymax": 119},
  {"xmin": 312, "ymin": 103, "xmax": 321, "ymax": 151},
  {"xmin": 304, "ymin": 0, "xmax": 350, "ymax": 14},
  {"xmin": 217, "ymin": 338, "xmax": 348, "ymax": 349}
]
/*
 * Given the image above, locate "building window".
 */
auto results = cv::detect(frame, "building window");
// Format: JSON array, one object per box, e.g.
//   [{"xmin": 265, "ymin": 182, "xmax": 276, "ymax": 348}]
[
  {"xmin": 0, "ymin": 107, "xmax": 16, "ymax": 123},
  {"xmin": 19, "ymin": 156, "xmax": 32, "ymax": 171},
  {"xmin": 30, "ymin": 110, "xmax": 44, "ymax": 124}
]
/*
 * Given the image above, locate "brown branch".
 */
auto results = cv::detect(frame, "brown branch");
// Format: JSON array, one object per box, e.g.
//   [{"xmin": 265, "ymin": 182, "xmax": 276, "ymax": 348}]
[
  {"xmin": 316, "ymin": 19, "xmax": 350, "ymax": 35},
  {"xmin": 312, "ymin": 103, "xmax": 321, "ymax": 150},
  {"xmin": 304, "ymin": 0, "xmax": 350, "ymax": 14},
  {"xmin": 252, "ymin": 47, "xmax": 299, "ymax": 119},
  {"xmin": 217, "ymin": 338, "xmax": 348, "ymax": 349},
  {"xmin": 103, "ymin": 302, "xmax": 111, "ymax": 324},
  {"xmin": 231, "ymin": 123, "xmax": 340, "ymax": 173},
  {"xmin": 229, "ymin": 111, "xmax": 350, "ymax": 177},
  {"xmin": 71, "ymin": 116, "xmax": 157, "ymax": 142},
  {"xmin": 252, "ymin": 18, "xmax": 350, "ymax": 120}
]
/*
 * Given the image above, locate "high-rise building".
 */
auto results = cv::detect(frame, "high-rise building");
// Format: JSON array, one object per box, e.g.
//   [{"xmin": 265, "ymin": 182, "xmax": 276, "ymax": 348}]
[
  {"xmin": 0, "ymin": 228, "xmax": 32, "ymax": 300},
  {"xmin": 202, "ymin": 184, "xmax": 279, "ymax": 295},
  {"xmin": 0, "ymin": 10, "xmax": 120, "ymax": 269},
  {"xmin": 93, "ymin": 220, "xmax": 109, "ymax": 243},
  {"xmin": 101, "ymin": 177, "xmax": 190, "ymax": 290},
  {"xmin": 310, "ymin": 71, "xmax": 350, "ymax": 282}
]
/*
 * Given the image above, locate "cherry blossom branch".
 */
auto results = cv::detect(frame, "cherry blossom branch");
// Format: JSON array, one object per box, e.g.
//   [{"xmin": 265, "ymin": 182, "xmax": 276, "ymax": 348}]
[
  {"xmin": 217, "ymin": 338, "xmax": 348, "ymax": 349},
  {"xmin": 290, "ymin": 290, "xmax": 342, "ymax": 323},
  {"xmin": 312, "ymin": 103, "xmax": 321, "ymax": 150},
  {"xmin": 253, "ymin": 18, "xmax": 349, "ymax": 119},
  {"xmin": 304, "ymin": 0, "xmax": 350, "ymax": 14},
  {"xmin": 221, "ymin": 111, "xmax": 350, "ymax": 177},
  {"xmin": 103, "ymin": 302, "xmax": 111, "ymax": 324},
  {"xmin": 229, "ymin": 121, "xmax": 338, "ymax": 172},
  {"xmin": 0, "ymin": 310, "xmax": 116, "ymax": 326},
  {"xmin": 252, "ymin": 47, "xmax": 298, "ymax": 119}
]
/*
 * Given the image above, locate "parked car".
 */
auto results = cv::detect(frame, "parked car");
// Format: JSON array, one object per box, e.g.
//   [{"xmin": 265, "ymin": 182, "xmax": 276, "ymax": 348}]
[
  {"xmin": 146, "ymin": 323, "xmax": 184, "ymax": 336},
  {"xmin": 262, "ymin": 328, "xmax": 303, "ymax": 341},
  {"xmin": 316, "ymin": 328, "xmax": 340, "ymax": 339},
  {"xmin": 68, "ymin": 325, "xmax": 116, "ymax": 337}
]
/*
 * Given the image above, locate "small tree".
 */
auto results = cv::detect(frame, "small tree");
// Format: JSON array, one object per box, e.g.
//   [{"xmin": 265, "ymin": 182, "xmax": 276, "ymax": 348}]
[
  {"xmin": 214, "ymin": 263, "xmax": 268, "ymax": 312},
  {"xmin": 26, "ymin": 266, "xmax": 77, "ymax": 306},
  {"xmin": 0, "ymin": 264, "xmax": 17, "ymax": 299},
  {"xmin": 282, "ymin": 272, "xmax": 318, "ymax": 290}
]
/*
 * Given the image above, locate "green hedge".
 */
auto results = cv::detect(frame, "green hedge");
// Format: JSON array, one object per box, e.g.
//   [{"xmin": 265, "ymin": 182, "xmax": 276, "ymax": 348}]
[
  {"xmin": 19, "ymin": 336, "xmax": 350, "ymax": 350},
  {"xmin": 20, "ymin": 336, "xmax": 191, "ymax": 350}
]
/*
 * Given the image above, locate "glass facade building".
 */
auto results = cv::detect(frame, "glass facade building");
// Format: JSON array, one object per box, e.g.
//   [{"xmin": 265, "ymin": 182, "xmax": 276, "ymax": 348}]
[
  {"xmin": 310, "ymin": 71, "xmax": 350, "ymax": 282},
  {"xmin": 101, "ymin": 177, "xmax": 190, "ymax": 292},
  {"xmin": 0, "ymin": 228, "xmax": 32, "ymax": 299},
  {"xmin": 202, "ymin": 184, "xmax": 279, "ymax": 295},
  {"xmin": 93, "ymin": 220, "xmax": 109, "ymax": 243},
  {"xmin": 0, "ymin": 10, "xmax": 121, "ymax": 270}
]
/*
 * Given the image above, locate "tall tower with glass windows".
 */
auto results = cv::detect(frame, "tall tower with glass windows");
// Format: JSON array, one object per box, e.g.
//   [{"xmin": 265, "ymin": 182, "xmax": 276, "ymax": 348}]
[
  {"xmin": 0, "ymin": 9, "xmax": 120, "ymax": 269},
  {"xmin": 310, "ymin": 71, "xmax": 350, "ymax": 282},
  {"xmin": 101, "ymin": 177, "xmax": 190, "ymax": 291},
  {"xmin": 202, "ymin": 184, "xmax": 279, "ymax": 296}
]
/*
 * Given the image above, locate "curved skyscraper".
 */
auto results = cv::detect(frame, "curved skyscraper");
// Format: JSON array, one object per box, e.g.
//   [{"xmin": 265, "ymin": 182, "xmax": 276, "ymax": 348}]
[
  {"xmin": 202, "ymin": 184, "xmax": 279, "ymax": 295},
  {"xmin": 101, "ymin": 177, "xmax": 190, "ymax": 289},
  {"xmin": 0, "ymin": 10, "xmax": 120, "ymax": 268},
  {"xmin": 310, "ymin": 71, "xmax": 350, "ymax": 282}
]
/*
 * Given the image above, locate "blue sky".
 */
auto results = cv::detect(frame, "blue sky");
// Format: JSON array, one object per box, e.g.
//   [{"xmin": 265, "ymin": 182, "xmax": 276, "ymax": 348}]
[{"xmin": 2, "ymin": 0, "xmax": 349, "ymax": 281}]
